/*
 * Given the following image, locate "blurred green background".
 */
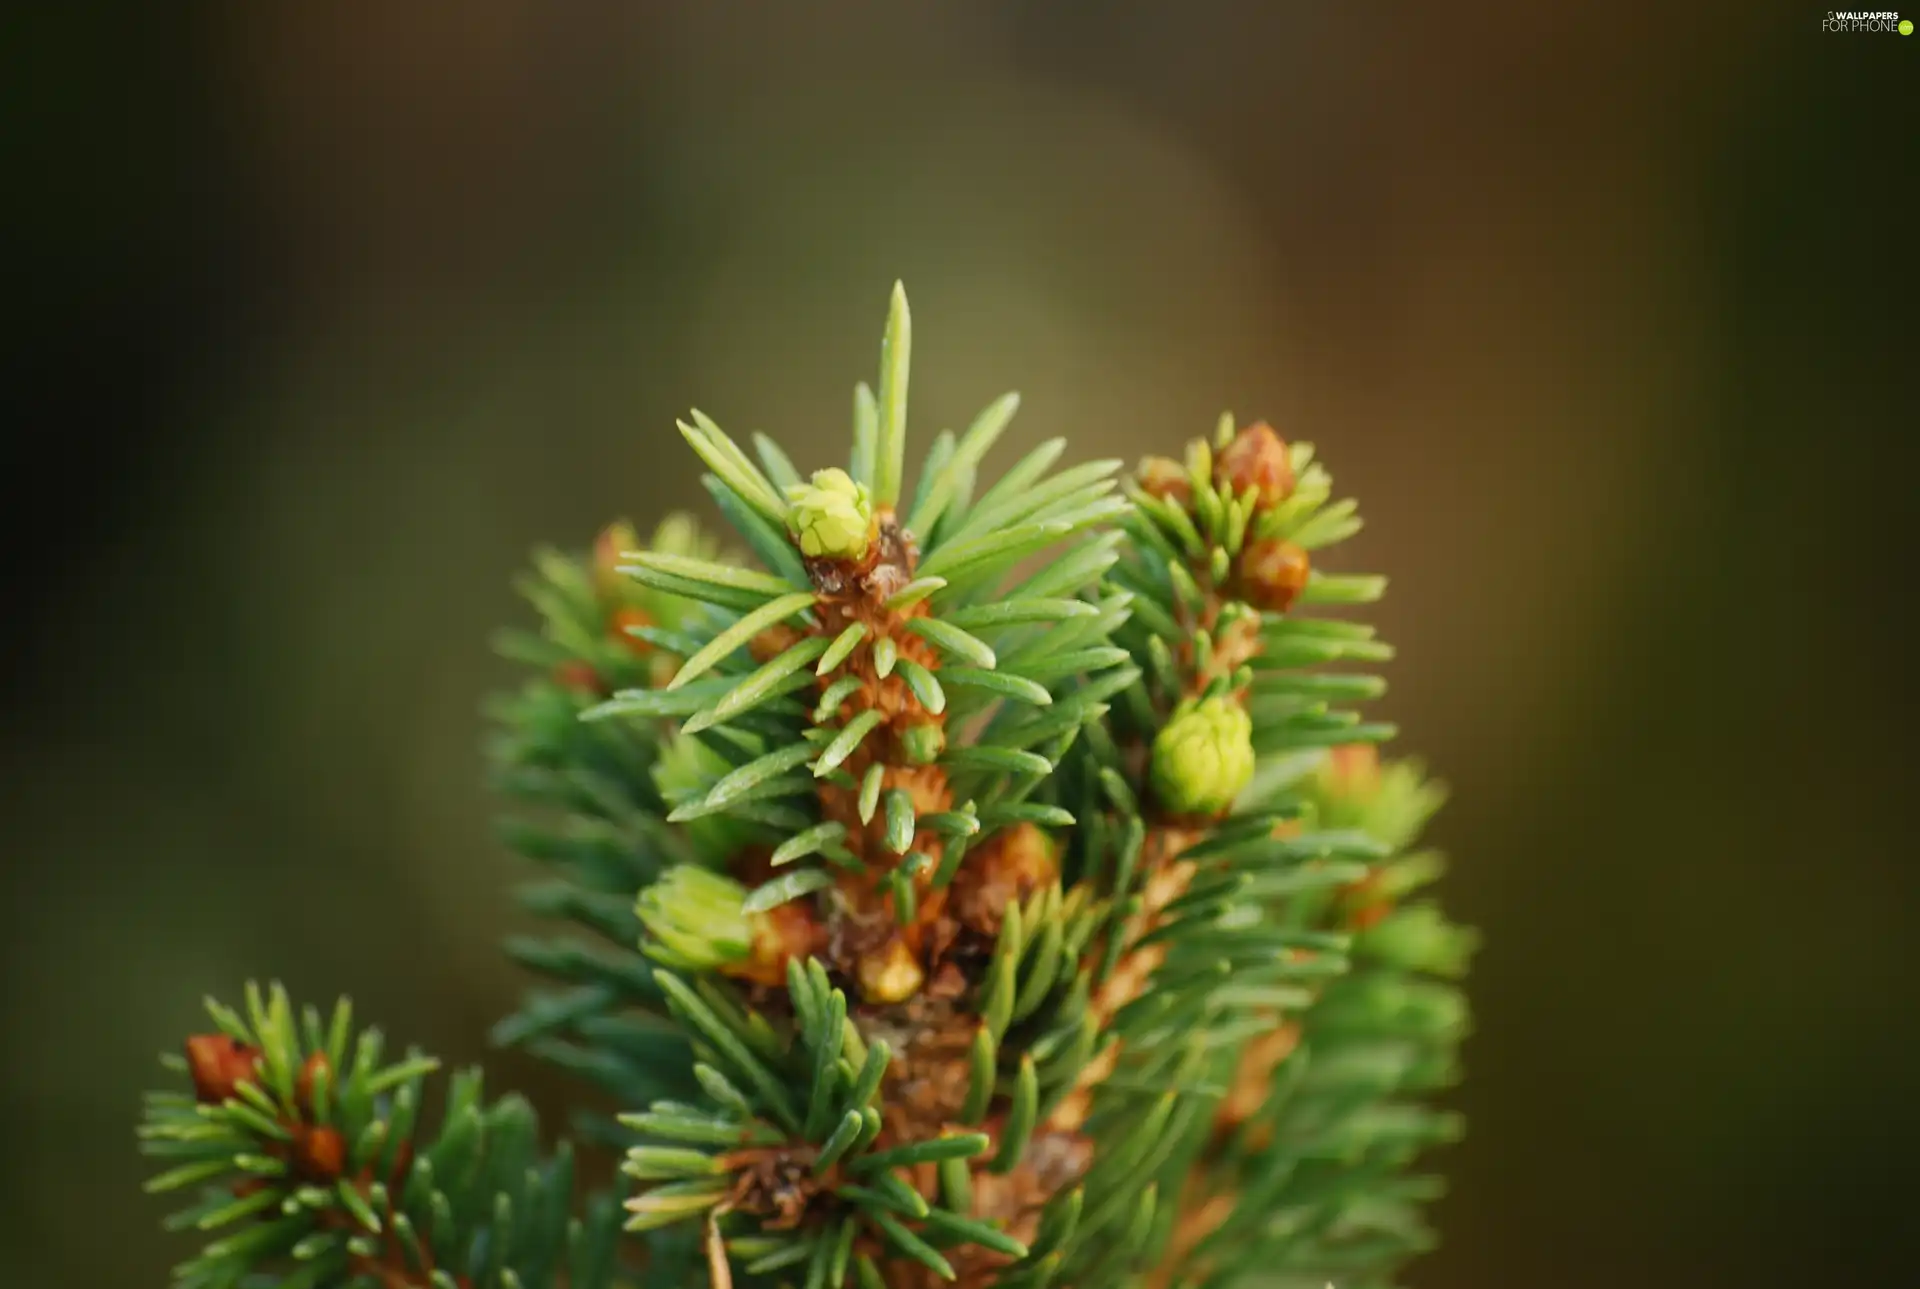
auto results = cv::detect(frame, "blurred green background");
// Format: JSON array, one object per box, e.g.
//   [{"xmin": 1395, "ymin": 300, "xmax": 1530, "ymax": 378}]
[{"xmin": 5, "ymin": 2, "xmax": 1914, "ymax": 1285}]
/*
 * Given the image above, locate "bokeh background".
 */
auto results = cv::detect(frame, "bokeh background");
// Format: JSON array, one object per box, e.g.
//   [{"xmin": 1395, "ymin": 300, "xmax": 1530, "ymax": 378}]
[{"xmin": 5, "ymin": 2, "xmax": 1914, "ymax": 1285}]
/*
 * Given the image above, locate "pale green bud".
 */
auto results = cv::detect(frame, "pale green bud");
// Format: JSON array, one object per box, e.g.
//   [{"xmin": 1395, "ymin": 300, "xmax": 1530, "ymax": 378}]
[
  {"xmin": 785, "ymin": 468, "xmax": 873, "ymax": 560},
  {"xmin": 1357, "ymin": 904, "xmax": 1478, "ymax": 979},
  {"xmin": 1150, "ymin": 696, "xmax": 1255, "ymax": 815},
  {"xmin": 636, "ymin": 865, "xmax": 754, "ymax": 971}
]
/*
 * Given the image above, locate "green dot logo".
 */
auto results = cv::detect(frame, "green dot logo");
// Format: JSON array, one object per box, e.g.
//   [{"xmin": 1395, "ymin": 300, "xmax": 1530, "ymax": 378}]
[{"xmin": 1904, "ymin": 18, "xmax": 1916, "ymax": 34}]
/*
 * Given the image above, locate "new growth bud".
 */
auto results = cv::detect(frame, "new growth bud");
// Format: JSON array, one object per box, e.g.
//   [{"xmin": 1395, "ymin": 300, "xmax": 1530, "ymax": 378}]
[
  {"xmin": 636, "ymin": 866, "xmax": 755, "ymax": 971},
  {"xmin": 786, "ymin": 468, "xmax": 874, "ymax": 560},
  {"xmin": 1150, "ymin": 696, "xmax": 1256, "ymax": 816},
  {"xmin": 1136, "ymin": 455, "xmax": 1191, "ymax": 504},
  {"xmin": 1214, "ymin": 421, "xmax": 1295, "ymax": 509},
  {"xmin": 1318, "ymin": 743, "xmax": 1382, "ymax": 802},
  {"xmin": 1358, "ymin": 904, "xmax": 1478, "ymax": 979},
  {"xmin": 608, "ymin": 606, "xmax": 654, "ymax": 658},
  {"xmin": 184, "ymin": 1035, "xmax": 261, "ymax": 1106},
  {"xmin": 594, "ymin": 520, "xmax": 640, "ymax": 602},
  {"xmin": 1236, "ymin": 538, "xmax": 1311, "ymax": 613}
]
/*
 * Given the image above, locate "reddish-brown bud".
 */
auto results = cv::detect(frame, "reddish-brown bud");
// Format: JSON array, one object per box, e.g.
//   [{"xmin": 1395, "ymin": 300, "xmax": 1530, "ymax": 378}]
[
  {"xmin": 1214, "ymin": 422, "xmax": 1294, "ymax": 509},
  {"xmin": 608, "ymin": 606, "xmax": 654, "ymax": 658},
  {"xmin": 1235, "ymin": 538, "xmax": 1311, "ymax": 613},
  {"xmin": 1135, "ymin": 456, "xmax": 1191, "ymax": 505},
  {"xmin": 185, "ymin": 1035, "xmax": 262, "ymax": 1105},
  {"xmin": 292, "ymin": 1123, "xmax": 346, "ymax": 1178},
  {"xmin": 1341, "ymin": 868, "xmax": 1392, "ymax": 931},
  {"xmin": 1320, "ymin": 743, "xmax": 1382, "ymax": 800},
  {"xmin": 594, "ymin": 520, "xmax": 640, "ymax": 602},
  {"xmin": 1351, "ymin": 900, "xmax": 1392, "ymax": 932}
]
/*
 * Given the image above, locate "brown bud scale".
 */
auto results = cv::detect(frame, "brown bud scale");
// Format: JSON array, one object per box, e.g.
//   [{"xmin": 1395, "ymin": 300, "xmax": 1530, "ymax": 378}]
[{"xmin": 1214, "ymin": 421, "xmax": 1294, "ymax": 509}]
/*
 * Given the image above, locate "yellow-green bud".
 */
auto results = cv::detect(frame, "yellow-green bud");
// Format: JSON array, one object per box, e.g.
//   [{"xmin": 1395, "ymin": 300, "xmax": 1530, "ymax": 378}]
[
  {"xmin": 1150, "ymin": 696, "xmax": 1255, "ymax": 815},
  {"xmin": 636, "ymin": 866, "xmax": 754, "ymax": 971},
  {"xmin": 1357, "ymin": 905, "xmax": 1478, "ymax": 979},
  {"xmin": 785, "ymin": 468, "xmax": 873, "ymax": 560}
]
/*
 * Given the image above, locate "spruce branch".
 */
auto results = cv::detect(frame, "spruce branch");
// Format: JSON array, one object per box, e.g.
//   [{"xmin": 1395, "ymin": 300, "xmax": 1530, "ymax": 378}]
[
  {"xmin": 139, "ymin": 284, "xmax": 1473, "ymax": 1289},
  {"xmin": 479, "ymin": 300, "xmax": 1470, "ymax": 1287},
  {"xmin": 139, "ymin": 983, "xmax": 629, "ymax": 1289}
]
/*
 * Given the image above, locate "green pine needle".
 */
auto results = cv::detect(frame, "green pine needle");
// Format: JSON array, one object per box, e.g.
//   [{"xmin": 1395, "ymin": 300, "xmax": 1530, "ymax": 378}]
[
  {"xmin": 668, "ymin": 592, "xmax": 817, "ymax": 691},
  {"xmin": 753, "ymin": 431, "xmax": 804, "ymax": 490},
  {"xmin": 851, "ymin": 1133, "xmax": 990, "ymax": 1172},
  {"xmin": 882, "ymin": 790, "xmax": 917, "ymax": 855},
  {"xmin": 945, "ymin": 598, "xmax": 1100, "ymax": 630},
  {"xmin": 771, "ymin": 821, "xmax": 849, "ymax": 867},
  {"xmin": 885, "ymin": 576, "xmax": 948, "ymax": 609},
  {"xmin": 916, "ymin": 519, "xmax": 1074, "ymax": 582},
  {"xmin": 682, "ymin": 648, "xmax": 824, "ymax": 734},
  {"xmin": 814, "ymin": 710, "xmax": 886, "ymax": 778},
  {"xmin": 908, "ymin": 391, "xmax": 1020, "ymax": 537},
  {"xmin": 938, "ymin": 669, "xmax": 1052, "ymax": 708},
  {"xmin": 873, "ymin": 283, "xmax": 912, "ymax": 508},
  {"xmin": 857, "ymin": 764, "xmax": 885, "ymax": 824},
  {"xmin": 678, "ymin": 418, "xmax": 787, "ymax": 526},
  {"xmin": 623, "ymin": 550, "xmax": 796, "ymax": 599},
  {"xmin": 990, "ymin": 1056, "xmax": 1040, "ymax": 1174},
  {"xmin": 742, "ymin": 868, "xmax": 836, "ymax": 915},
  {"xmin": 905, "ymin": 617, "xmax": 997, "ymax": 668},
  {"xmin": 894, "ymin": 657, "xmax": 947, "ymax": 715}
]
